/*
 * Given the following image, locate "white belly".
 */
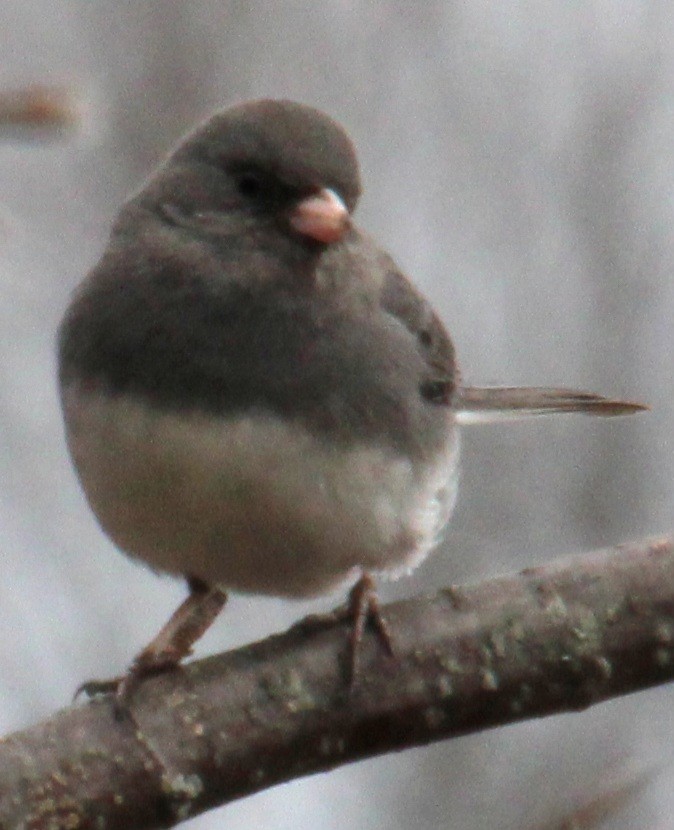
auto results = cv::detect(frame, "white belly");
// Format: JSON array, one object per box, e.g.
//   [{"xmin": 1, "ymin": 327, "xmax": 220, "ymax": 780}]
[{"xmin": 62, "ymin": 386, "xmax": 458, "ymax": 597}]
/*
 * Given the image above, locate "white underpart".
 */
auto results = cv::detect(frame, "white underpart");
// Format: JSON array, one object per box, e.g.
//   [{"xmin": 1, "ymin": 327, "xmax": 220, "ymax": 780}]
[
  {"xmin": 62, "ymin": 387, "xmax": 458, "ymax": 598},
  {"xmin": 454, "ymin": 410, "xmax": 552, "ymax": 425}
]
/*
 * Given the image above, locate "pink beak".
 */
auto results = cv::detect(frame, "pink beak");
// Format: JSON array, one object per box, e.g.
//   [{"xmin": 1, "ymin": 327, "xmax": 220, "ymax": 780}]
[{"xmin": 289, "ymin": 187, "xmax": 350, "ymax": 244}]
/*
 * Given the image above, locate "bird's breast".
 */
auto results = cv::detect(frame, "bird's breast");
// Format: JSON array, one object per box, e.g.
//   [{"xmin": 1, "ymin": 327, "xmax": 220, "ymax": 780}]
[{"xmin": 61, "ymin": 384, "xmax": 458, "ymax": 597}]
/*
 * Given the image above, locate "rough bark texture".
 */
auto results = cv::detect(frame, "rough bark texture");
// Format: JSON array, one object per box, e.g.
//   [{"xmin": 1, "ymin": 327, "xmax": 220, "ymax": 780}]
[{"xmin": 1, "ymin": 536, "xmax": 672, "ymax": 829}]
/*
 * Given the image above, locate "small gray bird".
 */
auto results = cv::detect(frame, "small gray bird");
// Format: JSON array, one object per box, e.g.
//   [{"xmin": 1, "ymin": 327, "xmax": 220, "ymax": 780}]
[{"xmin": 58, "ymin": 100, "xmax": 645, "ymax": 700}]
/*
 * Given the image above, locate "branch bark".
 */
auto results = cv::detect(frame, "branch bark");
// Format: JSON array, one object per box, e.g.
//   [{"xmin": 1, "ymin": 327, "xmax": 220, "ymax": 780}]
[{"xmin": 2, "ymin": 536, "xmax": 673, "ymax": 829}]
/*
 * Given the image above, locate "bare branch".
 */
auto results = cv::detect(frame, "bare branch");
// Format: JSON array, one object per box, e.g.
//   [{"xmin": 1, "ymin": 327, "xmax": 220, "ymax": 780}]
[{"xmin": 1, "ymin": 536, "xmax": 672, "ymax": 829}]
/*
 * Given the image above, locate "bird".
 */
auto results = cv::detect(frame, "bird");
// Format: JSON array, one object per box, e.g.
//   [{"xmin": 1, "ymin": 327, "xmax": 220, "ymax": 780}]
[{"xmin": 57, "ymin": 99, "xmax": 646, "ymax": 703}]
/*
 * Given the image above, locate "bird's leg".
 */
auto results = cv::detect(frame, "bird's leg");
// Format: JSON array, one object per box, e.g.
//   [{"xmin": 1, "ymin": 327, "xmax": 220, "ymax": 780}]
[
  {"xmin": 115, "ymin": 577, "xmax": 227, "ymax": 704},
  {"xmin": 347, "ymin": 571, "xmax": 395, "ymax": 684},
  {"xmin": 76, "ymin": 577, "xmax": 227, "ymax": 709},
  {"xmin": 291, "ymin": 572, "xmax": 395, "ymax": 684}
]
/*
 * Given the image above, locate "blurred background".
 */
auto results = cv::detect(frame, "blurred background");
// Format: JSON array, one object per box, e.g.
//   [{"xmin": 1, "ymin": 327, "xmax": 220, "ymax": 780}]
[{"xmin": 0, "ymin": 2, "xmax": 672, "ymax": 828}]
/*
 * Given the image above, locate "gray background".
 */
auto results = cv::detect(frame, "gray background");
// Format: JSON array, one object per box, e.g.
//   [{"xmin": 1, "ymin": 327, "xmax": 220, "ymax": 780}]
[{"xmin": 1, "ymin": 2, "xmax": 672, "ymax": 828}]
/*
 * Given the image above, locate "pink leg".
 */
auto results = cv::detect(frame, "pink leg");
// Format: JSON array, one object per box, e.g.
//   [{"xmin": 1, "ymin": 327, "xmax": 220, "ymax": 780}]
[
  {"xmin": 347, "ymin": 572, "xmax": 395, "ymax": 684},
  {"xmin": 77, "ymin": 578, "xmax": 227, "ymax": 709}
]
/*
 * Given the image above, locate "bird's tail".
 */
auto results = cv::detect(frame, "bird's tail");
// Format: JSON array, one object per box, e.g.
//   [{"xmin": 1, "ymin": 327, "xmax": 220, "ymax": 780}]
[{"xmin": 453, "ymin": 387, "xmax": 648, "ymax": 425}]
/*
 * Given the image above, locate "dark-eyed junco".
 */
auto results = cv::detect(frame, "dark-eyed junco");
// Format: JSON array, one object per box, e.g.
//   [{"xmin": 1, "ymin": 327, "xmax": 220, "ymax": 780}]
[{"xmin": 58, "ymin": 100, "xmax": 645, "ymax": 700}]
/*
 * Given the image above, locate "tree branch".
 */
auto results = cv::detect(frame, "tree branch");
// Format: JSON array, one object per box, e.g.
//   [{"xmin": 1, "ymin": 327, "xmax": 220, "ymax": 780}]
[{"xmin": 2, "ymin": 536, "xmax": 672, "ymax": 829}]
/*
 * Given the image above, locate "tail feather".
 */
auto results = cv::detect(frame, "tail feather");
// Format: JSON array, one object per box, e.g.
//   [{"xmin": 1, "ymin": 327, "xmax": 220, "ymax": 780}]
[{"xmin": 454, "ymin": 386, "xmax": 648, "ymax": 425}]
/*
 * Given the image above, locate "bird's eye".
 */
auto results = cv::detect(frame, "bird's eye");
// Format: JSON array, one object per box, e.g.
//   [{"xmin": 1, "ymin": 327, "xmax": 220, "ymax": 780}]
[{"xmin": 235, "ymin": 171, "xmax": 264, "ymax": 199}]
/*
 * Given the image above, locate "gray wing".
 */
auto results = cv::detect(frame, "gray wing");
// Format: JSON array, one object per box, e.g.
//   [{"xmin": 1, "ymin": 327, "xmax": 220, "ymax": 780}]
[{"xmin": 379, "ymin": 266, "xmax": 457, "ymax": 405}]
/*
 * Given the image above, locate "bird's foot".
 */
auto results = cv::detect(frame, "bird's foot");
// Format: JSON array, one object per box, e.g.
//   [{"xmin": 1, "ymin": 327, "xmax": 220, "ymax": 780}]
[
  {"xmin": 293, "ymin": 573, "xmax": 394, "ymax": 685},
  {"xmin": 74, "ymin": 582, "xmax": 228, "ymax": 716},
  {"xmin": 346, "ymin": 572, "xmax": 395, "ymax": 685},
  {"xmin": 74, "ymin": 657, "xmax": 182, "ymax": 718}
]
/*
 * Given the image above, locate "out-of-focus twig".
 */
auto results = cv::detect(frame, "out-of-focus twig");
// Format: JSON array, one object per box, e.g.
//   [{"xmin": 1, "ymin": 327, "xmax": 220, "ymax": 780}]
[
  {"xmin": 0, "ymin": 536, "xmax": 672, "ymax": 829},
  {"xmin": 0, "ymin": 85, "xmax": 80, "ymax": 140},
  {"xmin": 532, "ymin": 761, "xmax": 659, "ymax": 829}
]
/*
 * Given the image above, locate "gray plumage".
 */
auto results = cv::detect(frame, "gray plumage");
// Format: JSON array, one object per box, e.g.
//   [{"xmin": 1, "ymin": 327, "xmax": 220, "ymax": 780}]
[{"xmin": 58, "ymin": 100, "xmax": 459, "ymax": 596}]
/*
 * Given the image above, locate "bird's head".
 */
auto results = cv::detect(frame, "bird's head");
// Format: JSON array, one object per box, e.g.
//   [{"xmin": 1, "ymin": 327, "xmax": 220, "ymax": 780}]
[{"xmin": 142, "ymin": 99, "xmax": 362, "ymax": 247}]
